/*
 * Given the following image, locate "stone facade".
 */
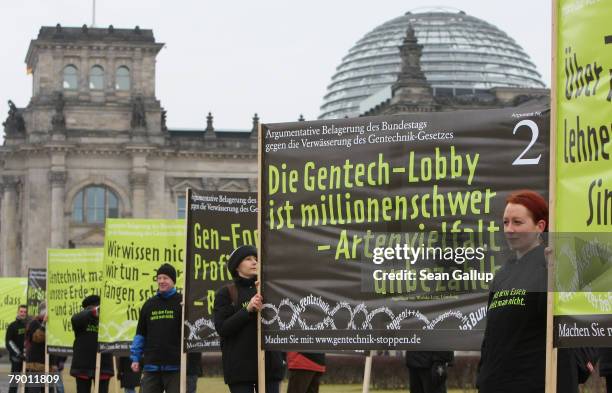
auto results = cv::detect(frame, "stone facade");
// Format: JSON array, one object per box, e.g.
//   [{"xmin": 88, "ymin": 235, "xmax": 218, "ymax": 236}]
[
  {"xmin": 0, "ymin": 24, "xmax": 550, "ymax": 276},
  {"xmin": 0, "ymin": 25, "xmax": 257, "ymax": 275}
]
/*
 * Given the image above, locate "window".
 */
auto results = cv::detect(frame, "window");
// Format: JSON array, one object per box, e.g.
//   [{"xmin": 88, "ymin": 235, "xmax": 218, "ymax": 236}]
[
  {"xmin": 72, "ymin": 186, "xmax": 119, "ymax": 223},
  {"xmin": 177, "ymin": 195, "xmax": 186, "ymax": 219},
  {"xmin": 63, "ymin": 65, "xmax": 78, "ymax": 90},
  {"xmin": 115, "ymin": 66, "xmax": 130, "ymax": 90},
  {"xmin": 89, "ymin": 65, "xmax": 104, "ymax": 90}
]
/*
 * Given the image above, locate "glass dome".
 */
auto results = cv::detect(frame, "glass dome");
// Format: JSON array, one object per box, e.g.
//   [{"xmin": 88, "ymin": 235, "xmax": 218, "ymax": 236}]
[{"xmin": 319, "ymin": 8, "xmax": 545, "ymax": 120}]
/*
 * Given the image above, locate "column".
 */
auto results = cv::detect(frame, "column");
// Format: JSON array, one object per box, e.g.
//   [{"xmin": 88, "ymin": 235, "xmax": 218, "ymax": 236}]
[
  {"xmin": 48, "ymin": 170, "xmax": 67, "ymax": 248},
  {"xmin": 130, "ymin": 173, "xmax": 148, "ymax": 218},
  {"xmin": 1, "ymin": 175, "xmax": 20, "ymax": 276}
]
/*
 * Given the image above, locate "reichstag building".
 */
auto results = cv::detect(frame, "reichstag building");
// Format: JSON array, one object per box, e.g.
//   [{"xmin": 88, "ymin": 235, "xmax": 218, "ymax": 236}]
[{"xmin": 0, "ymin": 8, "xmax": 548, "ymax": 275}]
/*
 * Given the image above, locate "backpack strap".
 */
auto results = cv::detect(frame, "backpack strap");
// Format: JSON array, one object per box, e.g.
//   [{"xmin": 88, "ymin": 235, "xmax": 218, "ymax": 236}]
[{"xmin": 226, "ymin": 283, "xmax": 238, "ymax": 308}]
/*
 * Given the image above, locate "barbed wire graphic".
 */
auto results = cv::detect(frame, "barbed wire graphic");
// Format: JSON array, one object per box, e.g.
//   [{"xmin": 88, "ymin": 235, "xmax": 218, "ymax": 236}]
[
  {"xmin": 185, "ymin": 318, "xmax": 219, "ymax": 340},
  {"xmin": 261, "ymin": 295, "xmax": 468, "ymax": 331}
]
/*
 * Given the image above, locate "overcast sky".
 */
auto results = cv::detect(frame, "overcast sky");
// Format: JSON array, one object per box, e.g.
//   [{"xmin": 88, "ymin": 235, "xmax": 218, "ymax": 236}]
[{"xmin": 0, "ymin": 0, "xmax": 551, "ymax": 139}]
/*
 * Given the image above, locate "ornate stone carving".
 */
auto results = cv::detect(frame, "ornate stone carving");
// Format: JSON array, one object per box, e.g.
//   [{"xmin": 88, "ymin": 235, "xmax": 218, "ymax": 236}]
[
  {"xmin": 1, "ymin": 175, "xmax": 20, "ymax": 190},
  {"xmin": 205, "ymin": 112, "xmax": 214, "ymax": 132},
  {"xmin": 202, "ymin": 177, "xmax": 220, "ymax": 191},
  {"xmin": 251, "ymin": 113, "xmax": 259, "ymax": 133},
  {"xmin": 218, "ymin": 178, "xmax": 249, "ymax": 192},
  {"xmin": 51, "ymin": 92, "xmax": 66, "ymax": 132},
  {"xmin": 2, "ymin": 100, "xmax": 26, "ymax": 136},
  {"xmin": 131, "ymin": 96, "xmax": 147, "ymax": 128},
  {"xmin": 48, "ymin": 171, "xmax": 67, "ymax": 186},
  {"xmin": 161, "ymin": 109, "xmax": 168, "ymax": 132},
  {"xmin": 129, "ymin": 172, "xmax": 148, "ymax": 188}
]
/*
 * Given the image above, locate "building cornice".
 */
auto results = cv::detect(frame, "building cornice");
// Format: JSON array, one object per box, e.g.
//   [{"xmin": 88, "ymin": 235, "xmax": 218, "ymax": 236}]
[{"xmin": 0, "ymin": 143, "xmax": 257, "ymax": 160}]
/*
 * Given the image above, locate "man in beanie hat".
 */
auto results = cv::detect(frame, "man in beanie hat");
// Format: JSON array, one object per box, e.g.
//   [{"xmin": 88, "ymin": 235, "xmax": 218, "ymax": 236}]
[
  {"xmin": 131, "ymin": 263, "xmax": 182, "ymax": 393},
  {"xmin": 70, "ymin": 295, "xmax": 114, "ymax": 393},
  {"xmin": 6, "ymin": 305, "xmax": 27, "ymax": 393},
  {"xmin": 214, "ymin": 245, "xmax": 285, "ymax": 393}
]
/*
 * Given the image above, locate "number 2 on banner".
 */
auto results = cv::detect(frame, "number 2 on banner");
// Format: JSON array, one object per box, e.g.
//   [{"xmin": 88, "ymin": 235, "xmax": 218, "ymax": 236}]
[{"xmin": 512, "ymin": 120, "xmax": 541, "ymax": 166}]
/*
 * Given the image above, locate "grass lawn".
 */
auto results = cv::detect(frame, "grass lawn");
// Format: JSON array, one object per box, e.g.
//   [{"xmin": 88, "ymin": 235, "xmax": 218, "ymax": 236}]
[
  {"xmin": 0, "ymin": 364, "xmax": 476, "ymax": 393},
  {"xmin": 58, "ymin": 373, "xmax": 474, "ymax": 393}
]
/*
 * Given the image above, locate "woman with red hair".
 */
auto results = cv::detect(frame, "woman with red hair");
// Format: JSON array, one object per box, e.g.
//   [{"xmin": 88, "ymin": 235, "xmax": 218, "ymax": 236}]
[{"xmin": 477, "ymin": 190, "xmax": 549, "ymax": 393}]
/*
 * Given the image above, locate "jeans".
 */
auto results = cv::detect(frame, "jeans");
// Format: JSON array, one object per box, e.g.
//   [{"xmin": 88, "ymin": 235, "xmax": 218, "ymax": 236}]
[{"xmin": 186, "ymin": 374, "xmax": 198, "ymax": 393}]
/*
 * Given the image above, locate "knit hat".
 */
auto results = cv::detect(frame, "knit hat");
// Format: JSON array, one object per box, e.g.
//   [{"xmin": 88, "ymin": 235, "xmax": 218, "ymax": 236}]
[
  {"xmin": 228, "ymin": 245, "xmax": 257, "ymax": 277},
  {"xmin": 82, "ymin": 295, "xmax": 100, "ymax": 308},
  {"xmin": 157, "ymin": 263, "xmax": 177, "ymax": 283}
]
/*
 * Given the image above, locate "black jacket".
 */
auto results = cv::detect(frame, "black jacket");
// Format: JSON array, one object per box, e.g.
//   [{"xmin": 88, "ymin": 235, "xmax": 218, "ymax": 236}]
[
  {"xmin": 599, "ymin": 348, "xmax": 612, "ymax": 377},
  {"xmin": 213, "ymin": 276, "xmax": 285, "ymax": 385},
  {"xmin": 25, "ymin": 317, "xmax": 45, "ymax": 371},
  {"xmin": 477, "ymin": 245, "xmax": 547, "ymax": 393},
  {"xmin": 70, "ymin": 307, "xmax": 113, "ymax": 377},
  {"xmin": 5, "ymin": 318, "xmax": 26, "ymax": 362},
  {"xmin": 135, "ymin": 289, "xmax": 182, "ymax": 368},
  {"xmin": 405, "ymin": 351, "xmax": 454, "ymax": 368}
]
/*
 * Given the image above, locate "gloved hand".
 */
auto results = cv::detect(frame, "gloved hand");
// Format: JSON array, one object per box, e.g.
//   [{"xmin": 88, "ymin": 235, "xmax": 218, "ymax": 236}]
[{"xmin": 431, "ymin": 361, "xmax": 448, "ymax": 386}]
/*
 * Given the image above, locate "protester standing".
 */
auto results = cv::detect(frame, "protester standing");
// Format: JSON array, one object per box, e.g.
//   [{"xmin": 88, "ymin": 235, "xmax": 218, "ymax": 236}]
[
  {"xmin": 130, "ymin": 263, "xmax": 182, "ymax": 393},
  {"xmin": 70, "ymin": 295, "xmax": 113, "ymax": 393},
  {"xmin": 25, "ymin": 302, "xmax": 47, "ymax": 393},
  {"xmin": 213, "ymin": 245, "xmax": 285, "ymax": 393},
  {"xmin": 477, "ymin": 190, "xmax": 549, "ymax": 393},
  {"xmin": 6, "ymin": 305, "xmax": 28, "ymax": 393}
]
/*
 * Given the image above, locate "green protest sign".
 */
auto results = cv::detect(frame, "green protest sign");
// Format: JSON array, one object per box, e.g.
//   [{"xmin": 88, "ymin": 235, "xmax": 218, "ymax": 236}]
[
  {"xmin": 0, "ymin": 278, "xmax": 28, "ymax": 349},
  {"xmin": 99, "ymin": 219, "xmax": 185, "ymax": 352},
  {"xmin": 554, "ymin": 0, "xmax": 612, "ymax": 346},
  {"xmin": 46, "ymin": 248, "xmax": 104, "ymax": 354}
]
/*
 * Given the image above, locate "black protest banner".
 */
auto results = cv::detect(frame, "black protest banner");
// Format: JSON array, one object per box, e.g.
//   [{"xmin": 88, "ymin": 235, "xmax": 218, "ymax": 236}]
[
  {"xmin": 260, "ymin": 104, "xmax": 549, "ymax": 350},
  {"xmin": 27, "ymin": 268, "xmax": 47, "ymax": 317},
  {"xmin": 184, "ymin": 189, "xmax": 258, "ymax": 351}
]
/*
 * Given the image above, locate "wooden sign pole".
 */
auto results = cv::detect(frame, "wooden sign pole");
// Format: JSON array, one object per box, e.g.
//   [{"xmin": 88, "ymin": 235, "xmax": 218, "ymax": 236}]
[
  {"xmin": 545, "ymin": 1, "xmax": 559, "ymax": 392},
  {"xmin": 45, "ymin": 251, "xmax": 50, "ymax": 393},
  {"xmin": 257, "ymin": 122, "xmax": 266, "ymax": 393},
  {"xmin": 361, "ymin": 351, "xmax": 373, "ymax": 393},
  {"xmin": 180, "ymin": 191, "xmax": 189, "ymax": 393},
  {"xmin": 93, "ymin": 352, "xmax": 102, "ymax": 393},
  {"xmin": 44, "ymin": 352, "xmax": 50, "ymax": 393},
  {"xmin": 113, "ymin": 356, "xmax": 119, "ymax": 393}
]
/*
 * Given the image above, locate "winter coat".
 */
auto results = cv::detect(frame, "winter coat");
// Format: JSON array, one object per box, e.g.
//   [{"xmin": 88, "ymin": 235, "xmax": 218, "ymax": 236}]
[
  {"xmin": 287, "ymin": 352, "xmax": 326, "ymax": 373},
  {"xmin": 214, "ymin": 276, "xmax": 285, "ymax": 385},
  {"xmin": 599, "ymin": 348, "xmax": 612, "ymax": 377},
  {"xmin": 5, "ymin": 318, "xmax": 26, "ymax": 363},
  {"xmin": 477, "ymin": 245, "xmax": 547, "ymax": 393},
  {"xmin": 25, "ymin": 317, "xmax": 46, "ymax": 371},
  {"xmin": 70, "ymin": 307, "xmax": 114, "ymax": 378}
]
